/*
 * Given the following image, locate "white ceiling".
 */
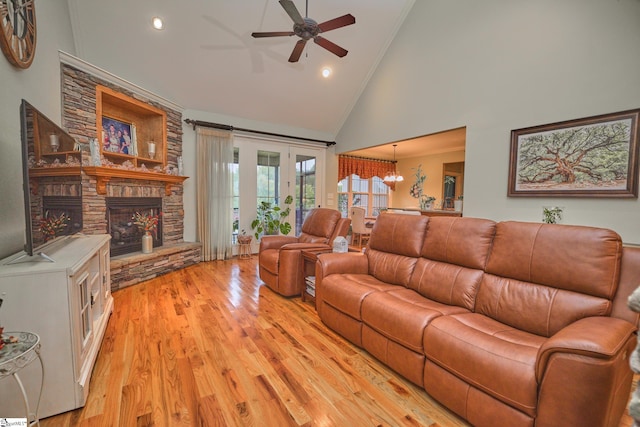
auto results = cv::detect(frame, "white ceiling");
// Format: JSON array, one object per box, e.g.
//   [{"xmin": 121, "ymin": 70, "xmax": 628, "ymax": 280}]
[{"xmin": 67, "ymin": 0, "xmax": 415, "ymax": 139}]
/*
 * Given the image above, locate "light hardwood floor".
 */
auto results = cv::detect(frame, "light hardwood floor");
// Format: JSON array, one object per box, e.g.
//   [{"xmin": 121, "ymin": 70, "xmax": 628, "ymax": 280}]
[{"xmin": 41, "ymin": 258, "xmax": 636, "ymax": 427}]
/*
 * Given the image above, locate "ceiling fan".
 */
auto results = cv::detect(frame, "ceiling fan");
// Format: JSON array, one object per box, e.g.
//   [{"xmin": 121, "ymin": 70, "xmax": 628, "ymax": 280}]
[{"xmin": 251, "ymin": 0, "xmax": 355, "ymax": 63}]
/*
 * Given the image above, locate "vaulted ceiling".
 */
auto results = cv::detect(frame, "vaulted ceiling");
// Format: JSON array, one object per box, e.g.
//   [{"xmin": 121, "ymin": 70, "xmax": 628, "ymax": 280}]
[{"xmin": 67, "ymin": 0, "xmax": 415, "ymax": 139}]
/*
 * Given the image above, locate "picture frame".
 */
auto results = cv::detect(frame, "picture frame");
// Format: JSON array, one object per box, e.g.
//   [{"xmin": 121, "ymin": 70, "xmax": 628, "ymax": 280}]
[
  {"xmin": 102, "ymin": 116, "xmax": 135, "ymax": 155},
  {"xmin": 508, "ymin": 108, "xmax": 640, "ymax": 198}
]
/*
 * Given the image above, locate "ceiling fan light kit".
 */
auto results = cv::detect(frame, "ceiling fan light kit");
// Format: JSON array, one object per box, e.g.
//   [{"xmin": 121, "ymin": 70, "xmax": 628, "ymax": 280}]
[{"xmin": 251, "ymin": 0, "xmax": 355, "ymax": 63}]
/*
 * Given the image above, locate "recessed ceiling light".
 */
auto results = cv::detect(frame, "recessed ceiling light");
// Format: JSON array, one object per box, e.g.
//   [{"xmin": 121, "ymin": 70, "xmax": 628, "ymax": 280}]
[
  {"xmin": 152, "ymin": 17, "xmax": 164, "ymax": 30},
  {"xmin": 321, "ymin": 67, "xmax": 332, "ymax": 78}
]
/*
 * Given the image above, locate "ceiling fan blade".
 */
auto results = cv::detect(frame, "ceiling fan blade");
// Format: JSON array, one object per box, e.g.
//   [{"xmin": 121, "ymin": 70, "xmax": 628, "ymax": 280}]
[
  {"xmin": 317, "ymin": 14, "xmax": 356, "ymax": 33},
  {"xmin": 279, "ymin": 0, "xmax": 304, "ymax": 25},
  {"xmin": 314, "ymin": 36, "xmax": 348, "ymax": 58},
  {"xmin": 251, "ymin": 31, "xmax": 295, "ymax": 38},
  {"xmin": 289, "ymin": 39, "xmax": 307, "ymax": 62}
]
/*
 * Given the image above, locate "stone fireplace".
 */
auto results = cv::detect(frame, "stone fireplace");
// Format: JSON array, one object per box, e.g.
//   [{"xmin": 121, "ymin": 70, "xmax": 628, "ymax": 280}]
[
  {"xmin": 50, "ymin": 56, "xmax": 201, "ymax": 291},
  {"xmin": 106, "ymin": 197, "xmax": 163, "ymax": 256}
]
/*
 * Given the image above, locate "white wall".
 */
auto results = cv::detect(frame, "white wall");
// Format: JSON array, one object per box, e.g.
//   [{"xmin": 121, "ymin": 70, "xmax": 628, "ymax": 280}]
[
  {"xmin": 0, "ymin": 0, "xmax": 76, "ymax": 259},
  {"xmin": 336, "ymin": 0, "xmax": 640, "ymax": 244}
]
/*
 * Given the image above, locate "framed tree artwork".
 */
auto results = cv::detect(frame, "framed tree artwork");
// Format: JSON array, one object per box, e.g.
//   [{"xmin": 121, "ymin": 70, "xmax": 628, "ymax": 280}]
[{"xmin": 508, "ymin": 108, "xmax": 640, "ymax": 198}]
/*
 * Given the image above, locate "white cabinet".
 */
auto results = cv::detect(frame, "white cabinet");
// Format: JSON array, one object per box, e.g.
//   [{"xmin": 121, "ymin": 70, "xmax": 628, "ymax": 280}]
[{"xmin": 0, "ymin": 234, "xmax": 113, "ymax": 418}]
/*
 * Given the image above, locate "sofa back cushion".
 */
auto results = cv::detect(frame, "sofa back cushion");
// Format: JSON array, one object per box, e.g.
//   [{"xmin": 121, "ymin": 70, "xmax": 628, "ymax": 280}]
[
  {"xmin": 478, "ymin": 221, "xmax": 622, "ymax": 336},
  {"xmin": 476, "ymin": 275, "xmax": 611, "ymax": 337},
  {"xmin": 408, "ymin": 217, "xmax": 496, "ymax": 310},
  {"xmin": 421, "ymin": 217, "xmax": 496, "ymax": 269},
  {"xmin": 366, "ymin": 213, "xmax": 429, "ymax": 286},
  {"xmin": 298, "ymin": 208, "xmax": 341, "ymax": 244}
]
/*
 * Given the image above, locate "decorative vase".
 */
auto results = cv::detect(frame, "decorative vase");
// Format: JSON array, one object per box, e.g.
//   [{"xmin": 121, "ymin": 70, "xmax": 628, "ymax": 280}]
[
  {"xmin": 454, "ymin": 200, "xmax": 463, "ymax": 211},
  {"xmin": 419, "ymin": 200, "xmax": 433, "ymax": 210},
  {"xmin": 141, "ymin": 232, "xmax": 153, "ymax": 253}
]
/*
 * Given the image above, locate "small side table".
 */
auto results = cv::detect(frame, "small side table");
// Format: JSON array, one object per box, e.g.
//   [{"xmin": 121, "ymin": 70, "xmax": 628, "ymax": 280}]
[
  {"xmin": 0, "ymin": 331, "xmax": 44, "ymax": 426},
  {"xmin": 301, "ymin": 248, "xmax": 333, "ymax": 305},
  {"xmin": 237, "ymin": 235, "xmax": 253, "ymax": 260}
]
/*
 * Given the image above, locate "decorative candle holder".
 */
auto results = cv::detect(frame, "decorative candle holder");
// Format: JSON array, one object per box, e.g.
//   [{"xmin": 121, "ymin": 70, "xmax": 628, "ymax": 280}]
[
  {"xmin": 147, "ymin": 141, "xmax": 156, "ymax": 159},
  {"xmin": 49, "ymin": 134, "xmax": 60, "ymax": 152}
]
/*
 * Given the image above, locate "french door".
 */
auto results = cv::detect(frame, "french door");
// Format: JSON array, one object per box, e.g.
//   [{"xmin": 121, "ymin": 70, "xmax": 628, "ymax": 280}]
[{"xmin": 234, "ymin": 134, "xmax": 325, "ymax": 249}]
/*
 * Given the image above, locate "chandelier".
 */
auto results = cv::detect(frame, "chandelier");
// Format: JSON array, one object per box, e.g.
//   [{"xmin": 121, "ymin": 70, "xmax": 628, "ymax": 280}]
[{"xmin": 383, "ymin": 144, "xmax": 404, "ymax": 182}]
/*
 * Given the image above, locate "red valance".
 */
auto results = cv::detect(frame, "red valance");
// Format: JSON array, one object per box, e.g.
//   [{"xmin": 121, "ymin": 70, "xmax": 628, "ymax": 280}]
[{"xmin": 338, "ymin": 155, "xmax": 397, "ymax": 190}]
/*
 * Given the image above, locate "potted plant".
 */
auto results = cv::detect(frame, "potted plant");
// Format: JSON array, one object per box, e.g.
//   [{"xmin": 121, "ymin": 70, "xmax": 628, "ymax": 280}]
[
  {"xmin": 420, "ymin": 195, "xmax": 436, "ymax": 210},
  {"xmin": 251, "ymin": 195, "xmax": 293, "ymax": 240},
  {"xmin": 542, "ymin": 206, "xmax": 563, "ymax": 224}
]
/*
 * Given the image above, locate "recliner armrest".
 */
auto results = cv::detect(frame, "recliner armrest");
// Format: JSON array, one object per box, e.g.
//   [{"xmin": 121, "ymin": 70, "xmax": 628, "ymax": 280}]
[
  {"xmin": 259, "ymin": 235, "xmax": 299, "ymax": 251},
  {"xmin": 536, "ymin": 316, "xmax": 637, "ymax": 381},
  {"xmin": 280, "ymin": 242, "xmax": 331, "ymax": 252}
]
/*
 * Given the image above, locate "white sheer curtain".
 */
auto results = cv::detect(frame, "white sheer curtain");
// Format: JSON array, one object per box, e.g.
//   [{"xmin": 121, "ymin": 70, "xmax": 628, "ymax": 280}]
[{"xmin": 196, "ymin": 127, "xmax": 234, "ymax": 261}]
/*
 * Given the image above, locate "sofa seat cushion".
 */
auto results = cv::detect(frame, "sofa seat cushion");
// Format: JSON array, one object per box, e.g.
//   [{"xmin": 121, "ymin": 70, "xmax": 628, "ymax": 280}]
[
  {"xmin": 424, "ymin": 313, "xmax": 546, "ymax": 417},
  {"xmin": 322, "ymin": 274, "xmax": 398, "ymax": 320},
  {"xmin": 362, "ymin": 289, "xmax": 469, "ymax": 353}
]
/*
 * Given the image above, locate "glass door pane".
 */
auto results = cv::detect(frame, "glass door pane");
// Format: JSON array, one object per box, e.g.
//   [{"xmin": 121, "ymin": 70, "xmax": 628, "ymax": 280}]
[
  {"xmin": 295, "ymin": 154, "xmax": 316, "ymax": 235},
  {"xmin": 257, "ymin": 150, "xmax": 281, "ymax": 205}
]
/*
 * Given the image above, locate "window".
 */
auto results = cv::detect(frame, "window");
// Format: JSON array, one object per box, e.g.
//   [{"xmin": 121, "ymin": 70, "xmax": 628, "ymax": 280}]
[{"xmin": 338, "ymin": 175, "xmax": 389, "ymax": 218}]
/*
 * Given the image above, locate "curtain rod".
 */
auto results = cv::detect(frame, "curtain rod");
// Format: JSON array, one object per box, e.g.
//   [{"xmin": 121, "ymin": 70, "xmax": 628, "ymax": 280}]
[
  {"xmin": 340, "ymin": 154, "xmax": 396, "ymax": 164},
  {"xmin": 184, "ymin": 118, "xmax": 336, "ymax": 147}
]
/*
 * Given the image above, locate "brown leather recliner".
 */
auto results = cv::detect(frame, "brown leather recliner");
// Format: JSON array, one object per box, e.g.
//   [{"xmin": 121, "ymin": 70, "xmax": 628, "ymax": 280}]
[{"xmin": 258, "ymin": 208, "xmax": 350, "ymax": 297}]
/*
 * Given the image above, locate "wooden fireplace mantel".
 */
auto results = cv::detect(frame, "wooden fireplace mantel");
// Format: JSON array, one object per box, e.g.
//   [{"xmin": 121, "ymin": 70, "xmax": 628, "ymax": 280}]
[{"xmin": 29, "ymin": 166, "xmax": 188, "ymax": 196}]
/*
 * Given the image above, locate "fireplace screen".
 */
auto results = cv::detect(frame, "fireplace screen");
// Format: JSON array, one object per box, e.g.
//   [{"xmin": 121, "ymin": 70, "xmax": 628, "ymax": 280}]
[{"xmin": 106, "ymin": 197, "xmax": 162, "ymax": 256}]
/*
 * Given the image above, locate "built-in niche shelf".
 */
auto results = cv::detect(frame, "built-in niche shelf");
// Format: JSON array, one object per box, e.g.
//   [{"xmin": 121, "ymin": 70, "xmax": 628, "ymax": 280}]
[
  {"xmin": 30, "ymin": 105, "xmax": 80, "ymax": 165},
  {"xmin": 96, "ymin": 85, "xmax": 167, "ymax": 167}
]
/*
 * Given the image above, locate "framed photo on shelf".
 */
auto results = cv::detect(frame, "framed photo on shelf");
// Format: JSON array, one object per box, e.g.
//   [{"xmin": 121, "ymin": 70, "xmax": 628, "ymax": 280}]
[
  {"xmin": 102, "ymin": 116, "xmax": 135, "ymax": 155},
  {"xmin": 508, "ymin": 108, "xmax": 640, "ymax": 198}
]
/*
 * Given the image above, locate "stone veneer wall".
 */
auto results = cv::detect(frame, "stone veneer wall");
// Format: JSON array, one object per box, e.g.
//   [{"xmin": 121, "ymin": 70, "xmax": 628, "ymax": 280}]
[
  {"xmin": 60, "ymin": 63, "xmax": 185, "ymax": 245},
  {"xmin": 58, "ymin": 63, "xmax": 200, "ymax": 290}
]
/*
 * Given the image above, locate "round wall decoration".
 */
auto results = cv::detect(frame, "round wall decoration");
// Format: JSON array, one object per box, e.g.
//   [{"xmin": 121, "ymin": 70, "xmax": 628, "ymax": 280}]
[{"xmin": 0, "ymin": 0, "xmax": 37, "ymax": 69}]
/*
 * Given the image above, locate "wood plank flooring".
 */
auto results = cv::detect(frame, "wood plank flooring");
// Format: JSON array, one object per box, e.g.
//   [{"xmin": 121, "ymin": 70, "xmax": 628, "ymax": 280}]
[{"xmin": 41, "ymin": 258, "xmax": 636, "ymax": 427}]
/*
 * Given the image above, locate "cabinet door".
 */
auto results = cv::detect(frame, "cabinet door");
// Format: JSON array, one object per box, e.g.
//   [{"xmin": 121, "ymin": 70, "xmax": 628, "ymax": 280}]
[{"xmin": 72, "ymin": 266, "xmax": 94, "ymax": 369}]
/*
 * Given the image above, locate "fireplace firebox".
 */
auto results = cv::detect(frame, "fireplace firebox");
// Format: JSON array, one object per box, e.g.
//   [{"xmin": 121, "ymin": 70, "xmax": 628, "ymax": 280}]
[
  {"xmin": 106, "ymin": 197, "xmax": 163, "ymax": 256},
  {"xmin": 40, "ymin": 196, "xmax": 83, "ymax": 244}
]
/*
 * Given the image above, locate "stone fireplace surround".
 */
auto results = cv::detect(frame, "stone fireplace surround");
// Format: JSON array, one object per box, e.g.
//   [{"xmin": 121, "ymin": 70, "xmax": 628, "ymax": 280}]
[{"xmin": 52, "ymin": 57, "xmax": 201, "ymax": 290}]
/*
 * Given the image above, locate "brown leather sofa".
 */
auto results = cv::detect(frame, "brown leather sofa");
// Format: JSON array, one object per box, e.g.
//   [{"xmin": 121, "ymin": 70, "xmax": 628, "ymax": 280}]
[
  {"xmin": 315, "ymin": 213, "xmax": 640, "ymax": 427},
  {"xmin": 259, "ymin": 208, "xmax": 350, "ymax": 297}
]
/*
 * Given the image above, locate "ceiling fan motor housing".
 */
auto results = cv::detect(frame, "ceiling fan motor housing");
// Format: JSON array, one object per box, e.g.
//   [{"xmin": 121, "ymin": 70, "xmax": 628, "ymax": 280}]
[{"xmin": 294, "ymin": 18, "xmax": 319, "ymax": 40}]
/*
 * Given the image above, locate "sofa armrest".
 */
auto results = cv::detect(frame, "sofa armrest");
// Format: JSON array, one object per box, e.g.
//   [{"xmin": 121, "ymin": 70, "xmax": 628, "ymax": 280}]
[
  {"xmin": 316, "ymin": 252, "xmax": 369, "ymax": 278},
  {"xmin": 259, "ymin": 235, "xmax": 299, "ymax": 251},
  {"xmin": 536, "ymin": 316, "xmax": 637, "ymax": 381},
  {"xmin": 315, "ymin": 252, "xmax": 369, "ymax": 310}
]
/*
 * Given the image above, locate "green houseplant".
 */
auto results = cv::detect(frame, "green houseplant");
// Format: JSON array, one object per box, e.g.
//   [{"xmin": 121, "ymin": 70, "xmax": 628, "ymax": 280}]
[
  {"xmin": 251, "ymin": 195, "xmax": 293, "ymax": 240},
  {"xmin": 542, "ymin": 206, "xmax": 563, "ymax": 224}
]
